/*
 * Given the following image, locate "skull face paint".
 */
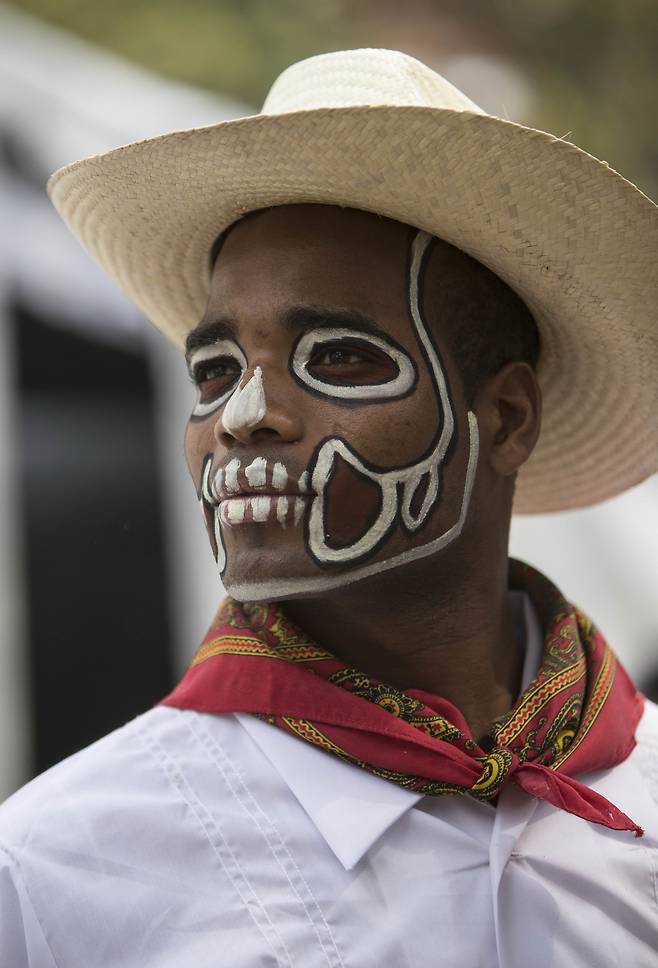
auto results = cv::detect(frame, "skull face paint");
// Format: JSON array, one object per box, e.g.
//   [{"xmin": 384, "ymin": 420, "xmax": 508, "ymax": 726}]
[
  {"xmin": 302, "ymin": 231, "xmax": 458, "ymax": 567},
  {"xmin": 185, "ymin": 210, "xmax": 480, "ymax": 601}
]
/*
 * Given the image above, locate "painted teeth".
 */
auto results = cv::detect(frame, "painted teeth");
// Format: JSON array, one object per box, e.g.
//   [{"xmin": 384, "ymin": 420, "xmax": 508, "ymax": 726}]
[
  {"xmin": 272, "ymin": 462, "xmax": 288, "ymax": 490},
  {"xmin": 225, "ymin": 459, "xmax": 241, "ymax": 493},
  {"xmin": 227, "ymin": 499, "xmax": 245, "ymax": 524},
  {"xmin": 211, "ymin": 468, "xmax": 223, "ymax": 502},
  {"xmin": 210, "ymin": 458, "xmax": 310, "ymax": 528},
  {"xmin": 250, "ymin": 496, "xmax": 270, "ymax": 522},
  {"xmin": 245, "ymin": 457, "xmax": 267, "ymax": 488},
  {"xmin": 217, "ymin": 495, "xmax": 307, "ymax": 527},
  {"xmin": 276, "ymin": 496, "xmax": 288, "ymax": 527}
]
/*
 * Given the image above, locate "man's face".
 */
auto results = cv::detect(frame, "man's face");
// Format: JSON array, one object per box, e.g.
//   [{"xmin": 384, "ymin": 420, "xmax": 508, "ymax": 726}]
[{"xmin": 184, "ymin": 205, "xmax": 478, "ymax": 600}]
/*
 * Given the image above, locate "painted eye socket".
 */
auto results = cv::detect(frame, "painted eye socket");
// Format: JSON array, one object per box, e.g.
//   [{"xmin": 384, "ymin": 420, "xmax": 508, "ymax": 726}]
[
  {"xmin": 194, "ymin": 357, "xmax": 242, "ymax": 399},
  {"xmin": 307, "ymin": 342, "xmax": 399, "ymax": 385},
  {"xmin": 291, "ymin": 327, "xmax": 417, "ymax": 401},
  {"xmin": 188, "ymin": 339, "xmax": 247, "ymax": 418}
]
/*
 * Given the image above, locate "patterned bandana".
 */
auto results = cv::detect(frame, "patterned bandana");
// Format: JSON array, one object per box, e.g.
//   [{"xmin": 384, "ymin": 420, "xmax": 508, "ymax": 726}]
[{"xmin": 161, "ymin": 561, "xmax": 645, "ymax": 836}]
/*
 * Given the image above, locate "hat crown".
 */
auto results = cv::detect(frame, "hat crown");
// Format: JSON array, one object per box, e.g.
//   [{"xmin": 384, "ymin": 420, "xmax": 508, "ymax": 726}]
[{"xmin": 261, "ymin": 48, "xmax": 484, "ymax": 116}]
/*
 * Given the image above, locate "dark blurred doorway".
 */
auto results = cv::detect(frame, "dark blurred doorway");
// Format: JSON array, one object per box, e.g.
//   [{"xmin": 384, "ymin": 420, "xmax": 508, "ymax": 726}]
[{"xmin": 13, "ymin": 304, "xmax": 173, "ymax": 776}]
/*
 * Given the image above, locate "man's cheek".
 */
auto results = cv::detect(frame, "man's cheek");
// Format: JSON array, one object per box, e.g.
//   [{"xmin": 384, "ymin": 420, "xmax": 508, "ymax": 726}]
[
  {"xmin": 184, "ymin": 419, "xmax": 215, "ymax": 486},
  {"xmin": 183, "ymin": 422, "xmax": 201, "ymax": 478},
  {"xmin": 322, "ymin": 451, "xmax": 384, "ymax": 549},
  {"xmin": 327, "ymin": 399, "xmax": 438, "ymax": 470}
]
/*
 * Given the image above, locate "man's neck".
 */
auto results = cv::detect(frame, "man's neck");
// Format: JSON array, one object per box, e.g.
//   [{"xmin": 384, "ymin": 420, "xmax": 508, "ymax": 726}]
[{"xmin": 284, "ymin": 554, "xmax": 523, "ymax": 745}]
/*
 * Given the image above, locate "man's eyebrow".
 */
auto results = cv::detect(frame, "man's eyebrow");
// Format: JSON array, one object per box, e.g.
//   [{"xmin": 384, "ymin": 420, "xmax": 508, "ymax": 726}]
[
  {"xmin": 283, "ymin": 305, "xmax": 387, "ymax": 337},
  {"xmin": 185, "ymin": 318, "xmax": 237, "ymax": 360},
  {"xmin": 184, "ymin": 306, "xmax": 387, "ymax": 362}
]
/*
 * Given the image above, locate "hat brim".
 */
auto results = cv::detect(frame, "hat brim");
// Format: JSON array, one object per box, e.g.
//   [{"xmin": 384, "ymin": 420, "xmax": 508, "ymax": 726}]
[{"xmin": 48, "ymin": 105, "xmax": 658, "ymax": 513}]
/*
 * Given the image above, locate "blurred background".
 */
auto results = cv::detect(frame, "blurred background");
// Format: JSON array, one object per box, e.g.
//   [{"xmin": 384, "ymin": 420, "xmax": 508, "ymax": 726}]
[{"xmin": 0, "ymin": 0, "xmax": 656, "ymax": 799}]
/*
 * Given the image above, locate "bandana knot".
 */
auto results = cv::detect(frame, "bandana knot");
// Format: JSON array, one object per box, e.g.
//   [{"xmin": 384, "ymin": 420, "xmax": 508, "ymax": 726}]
[{"xmin": 472, "ymin": 748, "xmax": 519, "ymax": 800}]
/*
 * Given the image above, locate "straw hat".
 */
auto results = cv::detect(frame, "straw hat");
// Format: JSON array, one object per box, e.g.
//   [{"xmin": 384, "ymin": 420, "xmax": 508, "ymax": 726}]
[{"xmin": 48, "ymin": 48, "xmax": 657, "ymax": 513}]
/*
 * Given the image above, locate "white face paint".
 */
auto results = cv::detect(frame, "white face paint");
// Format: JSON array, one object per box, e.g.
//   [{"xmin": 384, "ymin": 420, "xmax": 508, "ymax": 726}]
[
  {"xmin": 224, "ymin": 459, "xmax": 241, "ymax": 493},
  {"xmin": 223, "ymin": 229, "xmax": 480, "ymax": 601},
  {"xmin": 276, "ymin": 496, "xmax": 289, "ymax": 527},
  {"xmin": 200, "ymin": 456, "xmax": 225, "ymax": 573},
  {"xmin": 212, "ymin": 459, "xmax": 293, "ymax": 502},
  {"xmin": 245, "ymin": 457, "xmax": 267, "ymax": 488},
  {"xmin": 272, "ymin": 462, "xmax": 288, "ymax": 490},
  {"xmin": 221, "ymin": 366, "xmax": 267, "ymax": 437},
  {"xmin": 189, "ymin": 339, "xmax": 246, "ymax": 418},
  {"xmin": 216, "ymin": 494, "xmax": 308, "ymax": 528}
]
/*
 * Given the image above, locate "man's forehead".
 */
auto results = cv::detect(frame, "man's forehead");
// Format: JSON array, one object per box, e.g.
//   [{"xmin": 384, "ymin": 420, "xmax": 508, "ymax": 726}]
[
  {"xmin": 215, "ymin": 204, "xmax": 413, "ymax": 259},
  {"xmin": 202, "ymin": 205, "xmax": 416, "ymax": 330},
  {"xmin": 209, "ymin": 205, "xmax": 417, "ymax": 301},
  {"xmin": 209, "ymin": 205, "xmax": 476, "ymax": 301}
]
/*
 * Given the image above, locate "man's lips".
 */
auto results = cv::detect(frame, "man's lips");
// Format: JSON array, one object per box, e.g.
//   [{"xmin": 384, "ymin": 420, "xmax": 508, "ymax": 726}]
[
  {"xmin": 210, "ymin": 456, "xmax": 311, "ymax": 504},
  {"xmin": 220, "ymin": 487, "xmax": 306, "ymax": 499},
  {"xmin": 217, "ymin": 493, "xmax": 308, "ymax": 527}
]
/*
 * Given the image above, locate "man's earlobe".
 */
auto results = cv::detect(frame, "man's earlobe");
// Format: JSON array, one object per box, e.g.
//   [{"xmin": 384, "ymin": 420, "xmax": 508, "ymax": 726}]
[{"xmin": 479, "ymin": 361, "xmax": 542, "ymax": 477}]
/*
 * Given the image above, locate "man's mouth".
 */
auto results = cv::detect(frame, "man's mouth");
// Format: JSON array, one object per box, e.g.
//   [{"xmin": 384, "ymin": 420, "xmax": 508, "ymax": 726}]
[
  {"xmin": 212, "ymin": 456, "xmax": 310, "ymax": 503},
  {"xmin": 204, "ymin": 456, "xmax": 311, "ymax": 527},
  {"xmin": 218, "ymin": 494, "xmax": 308, "ymax": 526}
]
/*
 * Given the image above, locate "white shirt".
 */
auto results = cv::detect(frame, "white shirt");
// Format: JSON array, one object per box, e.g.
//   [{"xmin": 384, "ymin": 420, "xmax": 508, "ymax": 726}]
[{"xmin": 1, "ymin": 598, "xmax": 657, "ymax": 967}]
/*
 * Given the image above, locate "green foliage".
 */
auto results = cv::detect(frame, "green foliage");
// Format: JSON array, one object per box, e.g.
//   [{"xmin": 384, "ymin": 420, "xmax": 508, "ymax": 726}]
[
  {"xmin": 7, "ymin": 0, "xmax": 657, "ymax": 195},
  {"xmin": 455, "ymin": 0, "xmax": 658, "ymax": 195},
  {"xmin": 8, "ymin": 0, "xmax": 353, "ymax": 106}
]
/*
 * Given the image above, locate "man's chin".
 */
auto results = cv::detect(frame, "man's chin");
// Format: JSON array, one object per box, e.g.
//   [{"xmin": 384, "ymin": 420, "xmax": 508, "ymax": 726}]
[{"xmin": 220, "ymin": 560, "xmax": 354, "ymax": 603}]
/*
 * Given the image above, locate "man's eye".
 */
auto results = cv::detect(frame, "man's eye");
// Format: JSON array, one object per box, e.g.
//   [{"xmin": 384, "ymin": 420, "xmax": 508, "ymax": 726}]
[
  {"xmin": 193, "ymin": 357, "xmax": 242, "ymax": 400},
  {"xmin": 290, "ymin": 326, "xmax": 416, "ymax": 400},
  {"xmin": 307, "ymin": 342, "xmax": 399, "ymax": 385},
  {"xmin": 310, "ymin": 346, "xmax": 366, "ymax": 367}
]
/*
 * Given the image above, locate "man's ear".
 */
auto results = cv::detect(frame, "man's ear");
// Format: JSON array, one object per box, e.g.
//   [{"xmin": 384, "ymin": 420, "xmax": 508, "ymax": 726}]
[{"xmin": 475, "ymin": 361, "xmax": 542, "ymax": 477}]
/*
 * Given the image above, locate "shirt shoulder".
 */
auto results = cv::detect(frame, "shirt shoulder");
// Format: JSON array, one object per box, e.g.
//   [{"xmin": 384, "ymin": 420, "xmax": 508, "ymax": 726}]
[
  {"xmin": 0, "ymin": 709, "xmax": 154, "ymax": 846},
  {"xmin": 0, "ymin": 705, "xmax": 245, "ymax": 848},
  {"xmin": 0, "ymin": 711, "xmax": 165, "ymax": 965},
  {"xmin": 0, "ymin": 707, "xmax": 337, "ymax": 968}
]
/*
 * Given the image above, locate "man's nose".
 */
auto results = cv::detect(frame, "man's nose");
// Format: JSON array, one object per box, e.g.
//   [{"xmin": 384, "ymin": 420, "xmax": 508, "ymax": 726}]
[{"xmin": 214, "ymin": 365, "xmax": 303, "ymax": 446}]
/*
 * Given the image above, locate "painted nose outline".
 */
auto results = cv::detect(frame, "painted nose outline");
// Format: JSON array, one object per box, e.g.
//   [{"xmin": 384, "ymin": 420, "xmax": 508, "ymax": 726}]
[{"xmin": 220, "ymin": 366, "xmax": 267, "ymax": 438}]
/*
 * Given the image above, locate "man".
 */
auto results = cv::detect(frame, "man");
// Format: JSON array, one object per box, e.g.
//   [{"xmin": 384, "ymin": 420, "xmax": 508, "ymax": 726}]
[{"xmin": 1, "ymin": 48, "xmax": 657, "ymax": 966}]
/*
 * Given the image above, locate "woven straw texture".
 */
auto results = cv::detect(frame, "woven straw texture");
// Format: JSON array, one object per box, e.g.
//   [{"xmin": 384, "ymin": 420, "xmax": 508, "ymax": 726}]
[{"xmin": 48, "ymin": 49, "xmax": 658, "ymax": 513}]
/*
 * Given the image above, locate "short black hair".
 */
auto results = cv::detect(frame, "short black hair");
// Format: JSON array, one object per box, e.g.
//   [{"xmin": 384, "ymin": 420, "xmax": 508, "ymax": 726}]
[{"xmin": 424, "ymin": 238, "xmax": 541, "ymax": 406}]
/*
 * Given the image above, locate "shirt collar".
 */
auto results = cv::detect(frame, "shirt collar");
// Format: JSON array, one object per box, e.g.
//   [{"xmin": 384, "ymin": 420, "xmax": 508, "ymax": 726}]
[
  {"xmin": 236, "ymin": 710, "xmax": 421, "ymax": 869},
  {"xmin": 235, "ymin": 591, "xmax": 543, "ymax": 870}
]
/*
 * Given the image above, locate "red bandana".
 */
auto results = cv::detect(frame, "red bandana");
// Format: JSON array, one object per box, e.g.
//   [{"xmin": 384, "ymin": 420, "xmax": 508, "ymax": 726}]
[{"xmin": 161, "ymin": 561, "xmax": 645, "ymax": 836}]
